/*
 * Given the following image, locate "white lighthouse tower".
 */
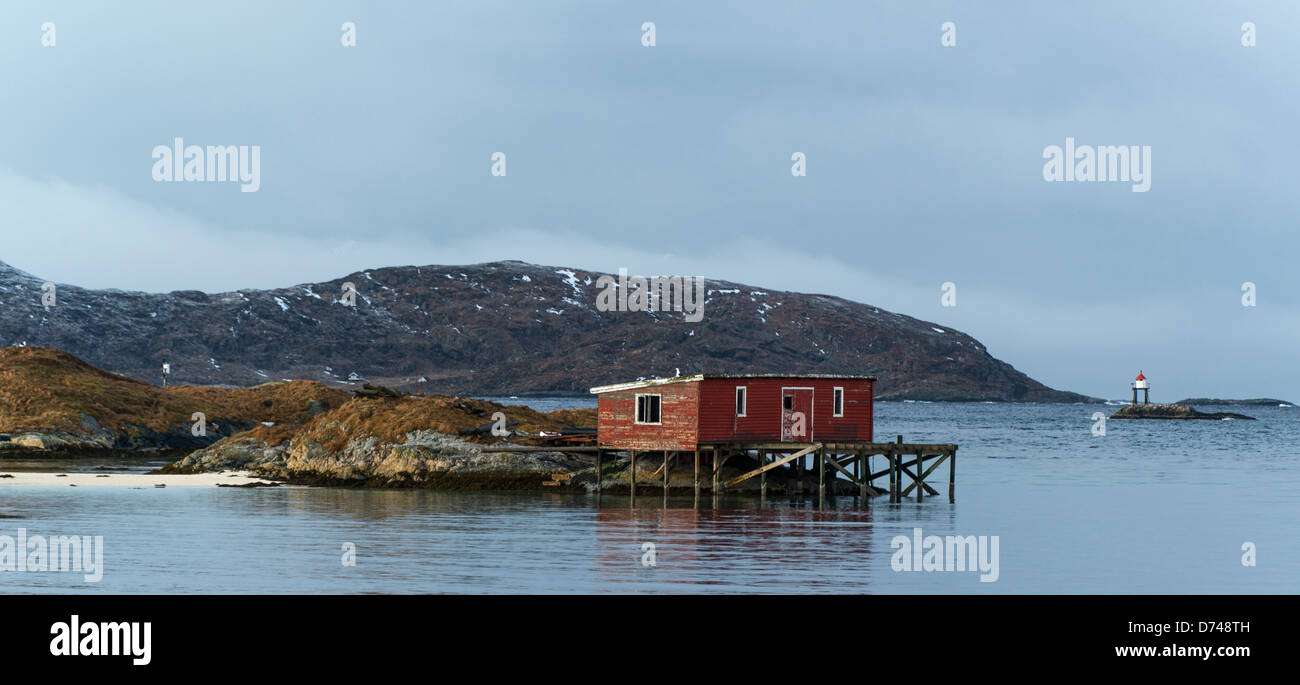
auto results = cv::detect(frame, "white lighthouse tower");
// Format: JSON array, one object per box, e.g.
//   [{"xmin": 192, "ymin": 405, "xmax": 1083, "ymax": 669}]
[{"xmin": 1131, "ymin": 370, "xmax": 1149, "ymax": 405}]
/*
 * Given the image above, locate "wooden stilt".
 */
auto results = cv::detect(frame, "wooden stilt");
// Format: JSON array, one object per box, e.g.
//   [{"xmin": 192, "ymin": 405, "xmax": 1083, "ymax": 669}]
[
  {"xmin": 889, "ymin": 448, "xmax": 899, "ymax": 503},
  {"xmin": 663, "ymin": 451, "xmax": 670, "ymax": 494},
  {"xmin": 712, "ymin": 449, "xmax": 720, "ymax": 498},
  {"xmin": 857, "ymin": 449, "xmax": 867, "ymax": 503},
  {"xmin": 894, "ymin": 436, "xmax": 904, "ymax": 503},
  {"xmin": 948, "ymin": 448, "xmax": 956, "ymax": 503},
  {"xmin": 598, "ymin": 439, "xmax": 958, "ymax": 509},
  {"xmin": 817, "ymin": 446, "xmax": 826, "ymax": 508},
  {"xmin": 790, "ymin": 452, "xmax": 800, "ymax": 496},
  {"xmin": 694, "ymin": 450, "xmax": 700, "ymax": 500},
  {"xmin": 915, "ymin": 451, "xmax": 923, "ymax": 503}
]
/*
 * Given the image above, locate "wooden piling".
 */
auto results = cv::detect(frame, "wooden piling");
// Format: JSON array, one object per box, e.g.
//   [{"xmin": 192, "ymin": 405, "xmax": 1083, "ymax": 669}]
[
  {"xmin": 948, "ymin": 448, "xmax": 956, "ymax": 503},
  {"xmin": 889, "ymin": 448, "xmax": 898, "ymax": 503},
  {"xmin": 694, "ymin": 450, "xmax": 700, "ymax": 499},
  {"xmin": 712, "ymin": 449, "xmax": 720, "ymax": 496},
  {"xmin": 595, "ymin": 450, "xmax": 603, "ymax": 495},
  {"xmin": 796, "ymin": 452, "xmax": 804, "ymax": 495},
  {"xmin": 817, "ymin": 446, "xmax": 826, "ymax": 508},
  {"xmin": 630, "ymin": 451, "xmax": 637, "ymax": 499},
  {"xmin": 676, "ymin": 439, "xmax": 955, "ymax": 509},
  {"xmin": 915, "ymin": 451, "xmax": 923, "ymax": 503},
  {"xmin": 894, "ymin": 436, "xmax": 904, "ymax": 503},
  {"xmin": 663, "ymin": 451, "xmax": 670, "ymax": 495},
  {"xmin": 857, "ymin": 449, "xmax": 867, "ymax": 503}
]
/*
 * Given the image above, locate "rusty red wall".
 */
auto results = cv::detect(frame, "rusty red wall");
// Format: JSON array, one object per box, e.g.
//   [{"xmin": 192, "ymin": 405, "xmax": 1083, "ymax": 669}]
[
  {"xmin": 595, "ymin": 381, "xmax": 700, "ymax": 451},
  {"xmin": 696, "ymin": 377, "xmax": 873, "ymax": 443}
]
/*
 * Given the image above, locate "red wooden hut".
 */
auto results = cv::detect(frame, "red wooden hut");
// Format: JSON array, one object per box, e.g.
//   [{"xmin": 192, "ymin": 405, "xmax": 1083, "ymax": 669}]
[{"xmin": 588, "ymin": 374, "xmax": 875, "ymax": 451}]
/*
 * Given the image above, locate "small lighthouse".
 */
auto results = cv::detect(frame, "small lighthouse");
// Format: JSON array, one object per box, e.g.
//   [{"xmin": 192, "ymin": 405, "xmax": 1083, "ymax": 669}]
[{"xmin": 1131, "ymin": 370, "xmax": 1149, "ymax": 405}]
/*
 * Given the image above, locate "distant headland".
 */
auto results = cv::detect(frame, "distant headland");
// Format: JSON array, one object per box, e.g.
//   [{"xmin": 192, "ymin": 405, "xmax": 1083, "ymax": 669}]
[
  {"xmin": 0, "ymin": 259, "xmax": 1095, "ymax": 402},
  {"xmin": 1176, "ymin": 398, "xmax": 1293, "ymax": 407}
]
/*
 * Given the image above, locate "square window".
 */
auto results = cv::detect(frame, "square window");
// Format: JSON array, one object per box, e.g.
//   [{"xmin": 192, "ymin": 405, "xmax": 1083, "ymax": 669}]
[{"xmin": 635, "ymin": 394, "xmax": 661, "ymax": 424}]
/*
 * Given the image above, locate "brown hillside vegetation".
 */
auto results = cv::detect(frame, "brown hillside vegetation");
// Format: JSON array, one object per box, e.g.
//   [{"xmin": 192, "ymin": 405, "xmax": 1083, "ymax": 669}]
[
  {"xmin": 0, "ymin": 348, "xmax": 595, "ymax": 460},
  {"xmin": 247, "ymin": 394, "xmax": 595, "ymax": 452},
  {"xmin": 0, "ymin": 347, "xmax": 350, "ymax": 434}
]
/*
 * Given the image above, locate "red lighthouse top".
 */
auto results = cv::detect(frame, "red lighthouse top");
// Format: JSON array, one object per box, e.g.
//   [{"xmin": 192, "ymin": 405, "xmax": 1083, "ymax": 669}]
[{"xmin": 1135, "ymin": 370, "xmax": 1146, "ymax": 381}]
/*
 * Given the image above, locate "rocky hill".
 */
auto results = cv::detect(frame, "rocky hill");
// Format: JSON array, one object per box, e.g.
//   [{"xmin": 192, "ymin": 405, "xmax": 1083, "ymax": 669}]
[
  {"xmin": 0, "ymin": 347, "xmax": 595, "ymax": 457},
  {"xmin": 0, "ymin": 347, "xmax": 351, "ymax": 454},
  {"xmin": 0, "ymin": 259, "xmax": 1092, "ymax": 402}
]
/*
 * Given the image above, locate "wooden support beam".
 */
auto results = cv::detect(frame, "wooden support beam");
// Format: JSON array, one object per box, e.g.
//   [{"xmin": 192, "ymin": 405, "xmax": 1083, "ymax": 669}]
[
  {"xmin": 893, "ymin": 437, "xmax": 903, "ymax": 502},
  {"xmin": 897, "ymin": 462, "xmax": 941, "ymax": 497},
  {"xmin": 855, "ymin": 449, "xmax": 864, "ymax": 503},
  {"xmin": 650, "ymin": 451, "xmax": 670, "ymax": 478},
  {"xmin": 712, "ymin": 448, "xmax": 720, "ymax": 495},
  {"xmin": 700, "ymin": 442, "xmax": 817, "ymax": 451},
  {"xmin": 723, "ymin": 444, "xmax": 821, "ymax": 487},
  {"xmin": 868, "ymin": 454, "xmax": 943, "ymax": 482},
  {"xmin": 796, "ymin": 452, "xmax": 804, "ymax": 495},
  {"xmin": 888, "ymin": 448, "xmax": 897, "ymax": 503},
  {"xmin": 699, "ymin": 442, "xmax": 957, "ymax": 454},
  {"xmin": 694, "ymin": 450, "xmax": 700, "ymax": 500},
  {"xmin": 902, "ymin": 454, "xmax": 950, "ymax": 497},
  {"xmin": 663, "ymin": 451, "xmax": 671, "ymax": 493},
  {"xmin": 759, "ymin": 450, "xmax": 767, "ymax": 501},
  {"xmin": 823, "ymin": 453, "xmax": 859, "ymax": 484},
  {"xmin": 817, "ymin": 446, "xmax": 826, "ymax": 508},
  {"xmin": 630, "ymin": 451, "xmax": 636, "ymax": 498},
  {"xmin": 822, "ymin": 442, "xmax": 959, "ymax": 453},
  {"xmin": 596, "ymin": 450, "xmax": 603, "ymax": 495},
  {"xmin": 916, "ymin": 451, "xmax": 924, "ymax": 502},
  {"xmin": 948, "ymin": 448, "xmax": 956, "ymax": 503}
]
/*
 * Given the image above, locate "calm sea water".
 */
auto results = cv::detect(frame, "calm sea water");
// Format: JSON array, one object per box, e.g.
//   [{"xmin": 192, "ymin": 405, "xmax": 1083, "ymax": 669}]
[{"xmin": 1, "ymin": 401, "xmax": 1297, "ymax": 594}]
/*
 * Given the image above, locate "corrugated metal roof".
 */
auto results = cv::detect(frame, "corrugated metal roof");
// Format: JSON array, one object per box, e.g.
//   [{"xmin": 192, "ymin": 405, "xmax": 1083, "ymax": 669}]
[{"xmin": 589, "ymin": 373, "xmax": 877, "ymax": 394}]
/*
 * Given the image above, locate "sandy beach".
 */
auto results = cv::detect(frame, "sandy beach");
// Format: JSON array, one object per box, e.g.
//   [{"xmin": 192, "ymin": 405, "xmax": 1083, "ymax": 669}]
[{"xmin": 0, "ymin": 471, "xmax": 280, "ymax": 488}]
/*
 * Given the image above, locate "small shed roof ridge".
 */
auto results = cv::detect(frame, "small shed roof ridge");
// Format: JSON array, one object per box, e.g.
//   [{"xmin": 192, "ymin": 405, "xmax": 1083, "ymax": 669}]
[{"xmin": 589, "ymin": 373, "xmax": 878, "ymax": 394}]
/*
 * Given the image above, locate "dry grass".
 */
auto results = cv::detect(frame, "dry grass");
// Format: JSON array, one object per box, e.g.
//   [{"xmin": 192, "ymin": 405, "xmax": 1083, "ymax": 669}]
[
  {"xmin": 0, "ymin": 347, "xmax": 350, "ymax": 433},
  {"xmin": 296, "ymin": 395, "xmax": 596, "ymax": 451},
  {"xmin": 0, "ymin": 347, "xmax": 595, "ymax": 451}
]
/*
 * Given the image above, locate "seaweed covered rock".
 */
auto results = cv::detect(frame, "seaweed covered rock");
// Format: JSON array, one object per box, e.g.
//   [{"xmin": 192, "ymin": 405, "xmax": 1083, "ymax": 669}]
[{"xmin": 1110, "ymin": 403, "xmax": 1255, "ymax": 420}]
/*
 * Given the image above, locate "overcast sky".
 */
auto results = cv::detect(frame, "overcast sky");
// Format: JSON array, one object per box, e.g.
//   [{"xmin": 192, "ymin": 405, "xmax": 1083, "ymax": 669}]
[{"xmin": 1, "ymin": 1, "xmax": 1296, "ymax": 401}]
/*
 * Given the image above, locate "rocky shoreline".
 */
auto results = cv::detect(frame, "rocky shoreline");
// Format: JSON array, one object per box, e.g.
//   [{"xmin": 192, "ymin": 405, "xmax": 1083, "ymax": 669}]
[
  {"xmin": 156, "ymin": 397, "xmax": 863, "ymax": 494},
  {"xmin": 161, "ymin": 426, "xmax": 866, "ymax": 495}
]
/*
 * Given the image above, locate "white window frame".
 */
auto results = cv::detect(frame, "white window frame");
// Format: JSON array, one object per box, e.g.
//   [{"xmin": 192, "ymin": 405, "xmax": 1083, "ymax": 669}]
[
  {"xmin": 832, "ymin": 386, "xmax": 844, "ymax": 417},
  {"xmin": 634, "ymin": 393, "xmax": 662, "ymax": 425},
  {"xmin": 735, "ymin": 386, "xmax": 747, "ymax": 417}
]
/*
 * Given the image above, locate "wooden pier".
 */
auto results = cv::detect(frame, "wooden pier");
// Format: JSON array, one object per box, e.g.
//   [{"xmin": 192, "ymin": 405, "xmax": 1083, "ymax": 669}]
[{"xmin": 483, "ymin": 435, "xmax": 956, "ymax": 508}]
